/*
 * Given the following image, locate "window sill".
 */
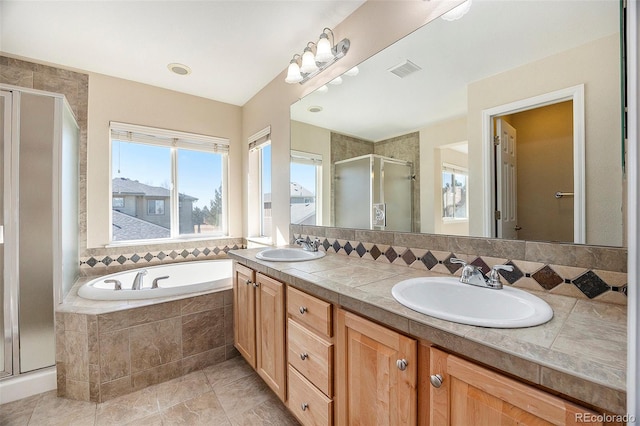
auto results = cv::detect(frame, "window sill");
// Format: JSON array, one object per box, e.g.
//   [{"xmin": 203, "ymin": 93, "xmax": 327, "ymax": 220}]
[
  {"xmin": 105, "ymin": 235, "xmax": 234, "ymax": 249},
  {"xmin": 246, "ymin": 236, "xmax": 273, "ymax": 247}
]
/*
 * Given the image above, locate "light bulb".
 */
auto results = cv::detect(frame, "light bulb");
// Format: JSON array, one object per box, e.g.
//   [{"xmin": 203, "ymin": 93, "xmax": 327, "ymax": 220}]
[
  {"xmin": 315, "ymin": 34, "xmax": 334, "ymax": 63},
  {"xmin": 300, "ymin": 47, "xmax": 318, "ymax": 74},
  {"xmin": 285, "ymin": 60, "xmax": 303, "ymax": 84}
]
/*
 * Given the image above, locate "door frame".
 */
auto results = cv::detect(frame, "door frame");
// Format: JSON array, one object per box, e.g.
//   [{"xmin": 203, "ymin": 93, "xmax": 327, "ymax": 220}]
[{"xmin": 481, "ymin": 84, "xmax": 585, "ymax": 243}]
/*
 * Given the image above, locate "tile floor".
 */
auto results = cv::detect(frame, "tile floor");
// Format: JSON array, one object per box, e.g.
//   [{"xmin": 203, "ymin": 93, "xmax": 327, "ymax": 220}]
[{"xmin": 0, "ymin": 357, "xmax": 300, "ymax": 426}]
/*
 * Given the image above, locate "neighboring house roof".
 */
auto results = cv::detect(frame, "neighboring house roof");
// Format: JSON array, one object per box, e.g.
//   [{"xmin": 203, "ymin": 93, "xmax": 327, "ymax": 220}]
[
  {"xmin": 264, "ymin": 182, "xmax": 315, "ymax": 203},
  {"xmin": 112, "ymin": 210, "xmax": 170, "ymax": 241},
  {"xmin": 291, "ymin": 202, "xmax": 316, "ymax": 224},
  {"xmin": 291, "ymin": 182, "xmax": 314, "ymax": 198},
  {"xmin": 112, "ymin": 177, "xmax": 198, "ymax": 201}
]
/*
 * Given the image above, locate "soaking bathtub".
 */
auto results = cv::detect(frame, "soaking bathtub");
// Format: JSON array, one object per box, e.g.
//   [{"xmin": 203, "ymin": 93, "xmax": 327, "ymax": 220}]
[{"xmin": 77, "ymin": 259, "xmax": 233, "ymax": 300}]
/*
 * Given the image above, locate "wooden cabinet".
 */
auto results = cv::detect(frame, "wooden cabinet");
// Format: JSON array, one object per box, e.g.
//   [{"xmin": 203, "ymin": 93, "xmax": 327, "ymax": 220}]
[
  {"xmin": 233, "ymin": 264, "xmax": 286, "ymax": 401},
  {"xmin": 286, "ymin": 286, "xmax": 334, "ymax": 426},
  {"xmin": 336, "ymin": 309, "xmax": 417, "ymax": 425},
  {"xmin": 429, "ymin": 347, "xmax": 603, "ymax": 426},
  {"xmin": 233, "ymin": 264, "xmax": 256, "ymax": 367}
]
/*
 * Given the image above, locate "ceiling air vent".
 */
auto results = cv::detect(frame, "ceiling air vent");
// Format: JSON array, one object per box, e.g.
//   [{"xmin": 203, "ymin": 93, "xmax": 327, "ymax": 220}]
[{"xmin": 388, "ymin": 60, "xmax": 422, "ymax": 78}]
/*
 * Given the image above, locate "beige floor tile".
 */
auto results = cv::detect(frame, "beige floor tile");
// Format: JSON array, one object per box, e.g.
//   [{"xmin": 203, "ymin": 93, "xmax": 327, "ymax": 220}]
[
  {"xmin": 1, "ymin": 393, "xmax": 42, "ymax": 426},
  {"xmin": 29, "ymin": 391, "xmax": 96, "ymax": 426},
  {"xmin": 203, "ymin": 357, "xmax": 254, "ymax": 391},
  {"xmin": 154, "ymin": 371, "xmax": 212, "ymax": 410},
  {"xmin": 94, "ymin": 387, "xmax": 158, "ymax": 426},
  {"xmin": 228, "ymin": 398, "xmax": 299, "ymax": 426},
  {"xmin": 214, "ymin": 374, "xmax": 272, "ymax": 419},
  {"xmin": 160, "ymin": 391, "xmax": 230, "ymax": 425}
]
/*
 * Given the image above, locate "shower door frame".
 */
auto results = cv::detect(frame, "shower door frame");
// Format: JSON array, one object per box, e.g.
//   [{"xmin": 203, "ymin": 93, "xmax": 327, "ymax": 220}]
[{"xmin": 1, "ymin": 89, "xmax": 17, "ymax": 379}]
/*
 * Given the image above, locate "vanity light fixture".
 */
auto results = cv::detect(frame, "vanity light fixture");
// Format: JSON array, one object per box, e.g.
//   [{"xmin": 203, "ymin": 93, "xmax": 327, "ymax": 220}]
[
  {"xmin": 285, "ymin": 27, "xmax": 350, "ymax": 84},
  {"xmin": 441, "ymin": 0, "xmax": 472, "ymax": 21}
]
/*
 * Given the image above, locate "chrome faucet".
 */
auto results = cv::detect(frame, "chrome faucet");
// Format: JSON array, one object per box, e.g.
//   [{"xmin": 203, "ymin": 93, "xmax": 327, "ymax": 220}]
[
  {"xmin": 132, "ymin": 270, "xmax": 147, "ymax": 290},
  {"xmin": 295, "ymin": 237, "xmax": 320, "ymax": 252},
  {"xmin": 449, "ymin": 258, "xmax": 513, "ymax": 290}
]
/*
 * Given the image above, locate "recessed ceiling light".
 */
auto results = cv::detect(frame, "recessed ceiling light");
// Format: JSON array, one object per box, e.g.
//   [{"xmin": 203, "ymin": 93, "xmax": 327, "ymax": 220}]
[
  {"xmin": 167, "ymin": 63, "xmax": 192, "ymax": 76},
  {"xmin": 308, "ymin": 106, "xmax": 323, "ymax": 113}
]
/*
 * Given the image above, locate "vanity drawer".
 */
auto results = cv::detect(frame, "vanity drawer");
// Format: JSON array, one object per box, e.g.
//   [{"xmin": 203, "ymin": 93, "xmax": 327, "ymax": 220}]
[
  {"xmin": 288, "ymin": 365, "xmax": 333, "ymax": 426},
  {"xmin": 287, "ymin": 287, "xmax": 332, "ymax": 338},
  {"xmin": 288, "ymin": 318, "xmax": 334, "ymax": 397}
]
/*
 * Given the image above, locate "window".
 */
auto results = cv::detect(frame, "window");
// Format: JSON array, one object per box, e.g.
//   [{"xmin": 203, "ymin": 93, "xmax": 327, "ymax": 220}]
[
  {"xmin": 290, "ymin": 150, "xmax": 322, "ymax": 225},
  {"xmin": 110, "ymin": 122, "xmax": 229, "ymax": 243},
  {"xmin": 248, "ymin": 127, "xmax": 272, "ymax": 239},
  {"xmin": 147, "ymin": 199, "xmax": 165, "ymax": 215},
  {"xmin": 442, "ymin": 164, "xmax": 468, "ymax": 220},
  {"xmin": 113, "ymin": 197, "xmax": 124, "ymax": 208},
  {"xmin": 259, "ymin": 143, "xmax": 272, "ymax": 237}
]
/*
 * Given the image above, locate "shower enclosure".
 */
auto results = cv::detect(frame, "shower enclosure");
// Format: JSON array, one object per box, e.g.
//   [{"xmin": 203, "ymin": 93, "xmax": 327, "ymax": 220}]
[
  {"xmin": 0, "ymin": 87, "xmax": 79, "ymax": 383},
  {"xmin": 334, "ymin": 154, "xmax": 413, "ymax": 232}
]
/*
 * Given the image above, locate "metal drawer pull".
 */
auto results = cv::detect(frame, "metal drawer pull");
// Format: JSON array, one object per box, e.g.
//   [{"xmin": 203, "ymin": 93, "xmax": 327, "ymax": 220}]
[
  {"xmin": 396, "ymin": 359, "xmax": 408, "ymax": 371},
  {"xmin": 301, "ymin": 403, "xmax": 308, "ymax": 411},
  {"xmin": 430, "ymin": 374, "xmax": 443, "ymax": 388},
  {"xmin": 299, "ymin": 306, "xmax": 307, "ymax": 314},
  {"xmin": 253, "ymin": 281, "xmax": 259, "ymax": 288},
  {"xmin": 245, "ymin": 279, "xmax": 252, "ymax": 286},
  {"xmin": 300, "ymin": 353, "xmax": 308, "ymax": 361}
]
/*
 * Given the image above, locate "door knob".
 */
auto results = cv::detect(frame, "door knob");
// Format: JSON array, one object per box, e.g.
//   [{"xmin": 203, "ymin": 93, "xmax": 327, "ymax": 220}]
[
  {"xmin": 430, "ymin": 374, "xmax": 443, "ymax": 388},
  {"xmin": 514, "ymin": 226, "xmax": 522, "ymax": 231},
  {"xmin": 301, "ymin": 403, "xmax": 308, "ymax": 411},
  {"xmin": 396, "ymin": 359, "xmax": 408, "ymax": 371},
  {"xmin": 245, "ymin": 279, "xmax": 252, "ymax": 286},
  {"xmin": 299, "ymin": 306, "xmax": 307, "ymax": 314},
  {"xmin": 300, "ymin": 353, "xmax": 308, "ymax": 360}
]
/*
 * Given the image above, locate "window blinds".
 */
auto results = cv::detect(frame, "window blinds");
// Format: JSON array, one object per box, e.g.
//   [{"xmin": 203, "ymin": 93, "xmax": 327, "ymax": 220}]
[
  {"xmin": 248, "ymin": 126, "xmax": 271, "ymax": 152},
  {"xmin": 110, "ymin": 122, "xmax": 229, "ymax": 153},
  {"xmin": 291, "ymin": 150, "xmax": 322, "ymax": 166}
]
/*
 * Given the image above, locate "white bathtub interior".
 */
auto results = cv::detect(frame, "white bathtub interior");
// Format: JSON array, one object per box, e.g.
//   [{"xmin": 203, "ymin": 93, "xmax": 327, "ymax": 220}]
[{"xmin": 78, "ymin": 259, "xmax": 233, "ymax": 300}]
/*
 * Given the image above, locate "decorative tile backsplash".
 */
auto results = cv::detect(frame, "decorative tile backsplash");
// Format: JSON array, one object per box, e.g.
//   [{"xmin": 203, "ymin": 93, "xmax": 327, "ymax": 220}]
[{"xmin": 291, "ymin": 225, "xmax": 628, "ymax": 305}]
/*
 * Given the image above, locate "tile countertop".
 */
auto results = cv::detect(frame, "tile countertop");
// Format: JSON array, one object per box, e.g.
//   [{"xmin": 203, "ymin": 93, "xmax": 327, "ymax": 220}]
[{"xmin": 228, "ymin": 248, "xmax": 627, "ymax": 415}]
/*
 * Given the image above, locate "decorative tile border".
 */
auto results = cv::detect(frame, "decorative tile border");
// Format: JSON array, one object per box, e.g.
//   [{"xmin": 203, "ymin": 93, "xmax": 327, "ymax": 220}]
[
  {"xmin": 79, "ymin": 239, "xmax": 245, "ymax": 276},
  {"xmin": 292, "ymin": 229, "xmax": 627, "ymax": 305}
]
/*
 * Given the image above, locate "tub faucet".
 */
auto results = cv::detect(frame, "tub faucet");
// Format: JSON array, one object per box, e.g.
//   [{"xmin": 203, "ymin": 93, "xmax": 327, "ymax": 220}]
[
  {"xmin": 295, "ymin": 238, "xmax": 320, "ymax": 252},
  {"xmin": 449, "ymin": 258, "xmax": 513, "ymax": 290},
  {"xmin": 132, "ymin": 270, "xmax": 147, "ymax": 290}
]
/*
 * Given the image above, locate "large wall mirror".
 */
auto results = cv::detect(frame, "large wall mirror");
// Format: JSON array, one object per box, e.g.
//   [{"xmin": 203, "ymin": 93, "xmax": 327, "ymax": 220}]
[{"xmin": 290, "ymin": 0, "xmax": 624, "ymax": 247}]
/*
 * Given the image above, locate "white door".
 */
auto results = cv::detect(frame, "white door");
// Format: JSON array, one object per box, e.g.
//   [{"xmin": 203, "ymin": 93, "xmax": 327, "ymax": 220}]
[{"xmin": 496, "ymin": 118, "xmax": 519, "ymax": 239}]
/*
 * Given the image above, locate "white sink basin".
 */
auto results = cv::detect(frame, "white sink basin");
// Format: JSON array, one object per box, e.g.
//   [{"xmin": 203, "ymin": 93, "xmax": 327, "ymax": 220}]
[
  {"xmin": 255, "ymin": 248, "xmax": 326, "ymax": 262},
  {"xmin": 391, "ymin": 277, "xmax": 553, "ymax": 328}
]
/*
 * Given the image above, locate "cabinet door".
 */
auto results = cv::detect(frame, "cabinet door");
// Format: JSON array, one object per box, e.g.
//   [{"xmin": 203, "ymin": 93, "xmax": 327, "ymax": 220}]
[
  {"xmin": 430, "ymin": 347, "xmax": 603, "ymax": 426},
  {"xmin": 233, "ymin": 264, "xmax": 256, "ymax": 368},
  {"xmin": 336, "ymin": 309, "xmax": 417, "ymax": 425},
  {"xmin": 255, "ymin": 272, "xmax": 286, "ymax": 402}
]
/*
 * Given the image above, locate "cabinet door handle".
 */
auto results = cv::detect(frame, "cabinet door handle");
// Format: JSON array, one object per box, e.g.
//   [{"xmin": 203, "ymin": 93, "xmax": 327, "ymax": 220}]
[
  {"xmin": 396, "ymin": 359, "xmax": 408, "ymax": 371},
  {"xmin": 253, "ymin": 281, "xmax": 259, "ymax": 288},
  {"xmin": 301, "ymin": 403, "xmax": 308, "ymax": 411},
  {"xmin": 430, "ymin": 374, "xmax": 443, "ymax": 388},
  {"xmin": 245, "ymin": 279, "xmax": 252, "ymax": 286},
  {"xmin": 299, "ymin": 306, "xmax": 307, "ymax": 314},
  {"xmin": 300, "ymin": 353, "xmax": 308, "ymax": 361}
]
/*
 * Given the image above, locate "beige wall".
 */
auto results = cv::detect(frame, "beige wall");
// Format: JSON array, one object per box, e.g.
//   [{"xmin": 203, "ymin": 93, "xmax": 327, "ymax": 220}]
[
  {"xmin": 290, "ymin": 120, "xmax": 332, "ymax": 225},
  {"xmin": 419, "ymin": 115, "xmax": 468, "ymax": 234},
  {"xmin": 86, "ymin": 73, "xmax": 242, "ymax": 248},
  {"xmin": 467, "ymin": 34, "xmax": 622, "ymax": 246},
  {"xmin": 241, "ymin": 0, "xmax": 461, "ymax": 245}
]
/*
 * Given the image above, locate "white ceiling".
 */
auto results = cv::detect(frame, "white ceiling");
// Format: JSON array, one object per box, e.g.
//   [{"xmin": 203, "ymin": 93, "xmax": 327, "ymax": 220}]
[
  {"xmin": 291, "ymin": 0, "xmax": 621, "ymax": 142},
  {"xmin": 0, "ymin": 0, "xmax": 365, "ymax": 106}
]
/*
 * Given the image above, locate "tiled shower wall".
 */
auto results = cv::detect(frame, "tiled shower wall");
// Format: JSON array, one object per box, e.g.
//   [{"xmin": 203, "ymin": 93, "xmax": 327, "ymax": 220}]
[{"xmin": 291, "ymin": 224, "xmax": 629, "ymax": 305}]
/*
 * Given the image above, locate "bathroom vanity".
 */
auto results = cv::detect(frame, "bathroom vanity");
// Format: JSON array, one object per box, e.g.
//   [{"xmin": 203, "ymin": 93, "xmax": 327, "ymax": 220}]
[{"xmin": 229, "ymin": 248, "xmax": 626, "ymax": 425}]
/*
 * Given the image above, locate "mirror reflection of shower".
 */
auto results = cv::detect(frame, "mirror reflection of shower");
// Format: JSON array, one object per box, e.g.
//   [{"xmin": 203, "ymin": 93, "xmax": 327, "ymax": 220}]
[{"xmin": 334, "ymin": 154, "xmax": 414, "ymax": 232}]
